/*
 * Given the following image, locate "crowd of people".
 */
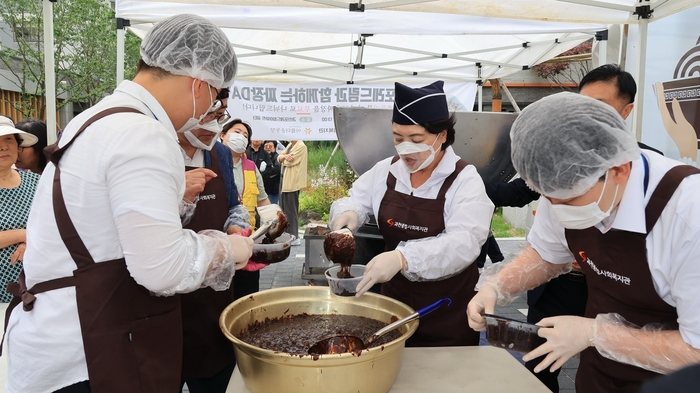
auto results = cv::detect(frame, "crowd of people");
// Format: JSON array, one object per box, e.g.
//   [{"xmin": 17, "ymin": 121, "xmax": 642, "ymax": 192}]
[{"xmin": 1, "ymin": 12, "xmax": 699, "ymax": 393}]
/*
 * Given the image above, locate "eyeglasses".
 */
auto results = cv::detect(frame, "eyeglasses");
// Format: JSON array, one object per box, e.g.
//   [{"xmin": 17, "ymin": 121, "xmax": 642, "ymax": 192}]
[{"xmin": 204, "ymin": 100, "xmax": 231, "ymax": 124}]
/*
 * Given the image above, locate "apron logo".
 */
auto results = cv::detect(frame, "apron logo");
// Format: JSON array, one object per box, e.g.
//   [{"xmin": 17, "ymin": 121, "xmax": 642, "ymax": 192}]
[
  {"xmin": 578, "ymin": 250, "xmax": 631, "ymax": 285},
  {"xmin": 386, "ymin": 218, "xmax": 428, "ymax": 233},
  {"xmin": 198, "ymin": 194, "xmax": 216, "ymax": 201}
]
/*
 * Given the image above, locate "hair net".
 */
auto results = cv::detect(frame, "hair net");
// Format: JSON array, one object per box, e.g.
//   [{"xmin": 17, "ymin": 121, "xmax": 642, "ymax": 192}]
[
  {"xmin": 510, "ymin": 92, "xmax": 640, "ymax": 199},
  {"xmin": 140, "ymin": 14, "xmax": 237, "ymax": 89}
]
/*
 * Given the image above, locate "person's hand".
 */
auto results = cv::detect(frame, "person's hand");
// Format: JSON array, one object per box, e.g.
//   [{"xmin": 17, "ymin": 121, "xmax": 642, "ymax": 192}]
[
  {"xmin": 11, "ymin": 243, "xmax": 26, "ymax": 265},
  {"xmin": 228, "ymin": 231, "xmax": 254, "ymax": 269},
  {"xmin": 355, "ymin": 250, "xmax": 404, "ymax": 296},
  {"xmin": 466, "ymin": 283, "xmax": 499, "ymax": 331},
  {"xmin": 226, "ymin": 225, "xmax": 244, "ymax": 235},
  {"xmin": 522, "ymin": 316, "xmax": 595, "ymax": 373},
  {"xmin": 653, "ymin": 82, "xmax": 697, "ymax": 161},
  {"xmin": 331, "ymin": 211, "xmax": 359, "ymax": 231},
  {"xmin": 184, "ymin": 168, "xmax": 217, "ymax": 203},
  {"xmin": 259, "ymin": 161, "xmax": 267, "ymax": 172}
]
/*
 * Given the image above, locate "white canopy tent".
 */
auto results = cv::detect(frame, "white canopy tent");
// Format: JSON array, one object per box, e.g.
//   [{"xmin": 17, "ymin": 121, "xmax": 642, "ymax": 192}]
[
  {"xmin": 115, "ymin": 4, "xmax": 605, "ymax": 85},
  {"xmin": 40, "ymin": 0, "xmax": 700, "ymax": 139}
]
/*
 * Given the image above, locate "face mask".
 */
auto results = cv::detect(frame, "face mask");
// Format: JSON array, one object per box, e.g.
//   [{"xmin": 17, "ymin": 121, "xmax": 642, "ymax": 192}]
[
  {"xmin": 395, "ymin": 134, "xmax": 441, "ymax": 174},
  {"xmin": 226, "ymin": 132, "xmax": 248, "ymax": 154},
  {"xmin": 551, "ymin": 172, "xmax": 619, "ymax": 230},
  {"xmin": 177, "ymin": 80, "xmax": 214, "ymax": 134}
]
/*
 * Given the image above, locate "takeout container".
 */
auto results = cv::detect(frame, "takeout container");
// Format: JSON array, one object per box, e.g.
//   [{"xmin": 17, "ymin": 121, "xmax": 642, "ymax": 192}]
[
  {"xmin": 325, "ymin": 264, "xmax": 365, "ymax": 296},
  {"xmin": 484, "ymin": 314, "xmax": 545, "ymax": 353},
  {"xmin": 251, "ymin": 232, "xmax": 294, "ymax": 263},
  {"xmin": 220, "ymin": 286, "xmax": 418, "ymax": 393}
]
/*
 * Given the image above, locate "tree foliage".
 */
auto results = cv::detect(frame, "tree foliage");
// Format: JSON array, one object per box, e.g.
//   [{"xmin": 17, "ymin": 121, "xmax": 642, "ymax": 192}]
[
  {"xmin": 0, "ymin": 0, "xmax": 142, "ymax": 119},
  {"xmin": 534, "ymin": 40, "xmax": 593, "ymax": 90}
]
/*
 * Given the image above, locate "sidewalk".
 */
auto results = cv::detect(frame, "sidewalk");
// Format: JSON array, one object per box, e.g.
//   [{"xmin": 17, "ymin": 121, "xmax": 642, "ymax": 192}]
[{"xmin": 259, "ymin": 232, "xmax": 578, "ymax": 392}]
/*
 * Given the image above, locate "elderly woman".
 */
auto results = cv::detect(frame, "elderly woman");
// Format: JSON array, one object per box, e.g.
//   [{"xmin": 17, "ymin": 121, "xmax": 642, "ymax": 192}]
[{"xmin": 0, "ymin": 116, "xmax": 40, "ymax": 302}]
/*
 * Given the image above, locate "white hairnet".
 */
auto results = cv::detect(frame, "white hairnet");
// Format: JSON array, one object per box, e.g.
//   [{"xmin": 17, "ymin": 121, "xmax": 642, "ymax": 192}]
[
  {"xmin": 510, "ymin": 92, "xmax": 640, "ymax": 199},
  {"xmin": 140, "ymin": 14, "xmax": 237, "ymax": 89}
]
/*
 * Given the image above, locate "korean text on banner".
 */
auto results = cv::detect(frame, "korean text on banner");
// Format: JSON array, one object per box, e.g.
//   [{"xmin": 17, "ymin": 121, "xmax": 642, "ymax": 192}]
[{"xmin": 228, "ymin": 82, "xmax": 477, "ymax": 141}]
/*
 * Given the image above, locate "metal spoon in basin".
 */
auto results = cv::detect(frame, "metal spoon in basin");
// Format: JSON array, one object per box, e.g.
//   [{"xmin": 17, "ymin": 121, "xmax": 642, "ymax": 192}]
[{"xmin": 308, "ymin": 298, "xmax": 452, "ymax": 355}]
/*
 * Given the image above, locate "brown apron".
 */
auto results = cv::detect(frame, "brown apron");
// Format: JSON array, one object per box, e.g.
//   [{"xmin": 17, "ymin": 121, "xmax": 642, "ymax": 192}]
[
  {"xmin": 378, "ymin": 156, "xmax": 480, "ymax": 347},
  {"xmin": 5, "ymin": 107, "xmax": 183, "ymax": 392},
  {"xmin": 181, "ymin": 148, "xmax": 236, "ymax": 379},
  {"xmin": 565, "ymin": 164, "xmax": 700, "ymax": 392}
]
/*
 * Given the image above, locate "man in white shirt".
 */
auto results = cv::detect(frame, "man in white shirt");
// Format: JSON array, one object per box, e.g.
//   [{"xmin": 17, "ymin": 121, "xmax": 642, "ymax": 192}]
[
  {"xmin": 4, "ymin": 14, "xmax": 253, "ymax": 393},
  {"xmin": 467, "ymin": 92, "xmax": 700, "ymax": 392}
]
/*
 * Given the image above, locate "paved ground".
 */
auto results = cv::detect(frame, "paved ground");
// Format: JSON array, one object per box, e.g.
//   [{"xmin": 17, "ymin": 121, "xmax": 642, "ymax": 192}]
[{"xmin": 257, "ymin": 230, "xmax": 579, "ymax": 393}]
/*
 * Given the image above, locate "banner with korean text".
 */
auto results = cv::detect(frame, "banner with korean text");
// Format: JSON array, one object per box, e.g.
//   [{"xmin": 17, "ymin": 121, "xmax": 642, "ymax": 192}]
[{"xmin": 228, "ymin": 81, "xmax": 478, "ymax": 141}]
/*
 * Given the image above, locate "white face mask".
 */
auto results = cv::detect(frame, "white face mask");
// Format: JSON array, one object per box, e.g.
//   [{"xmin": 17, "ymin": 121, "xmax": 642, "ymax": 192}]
[
  {"xmin": 395, "ymin": 133, "xmax": 441, "ymax": 174},
  {"xmin": 183, "ymin": 121, "xmax": 222, "ymax": 151},
  {"xmin": 551, "ymin": 172, "xmax": 619, "ymax": 230},
  {"xmin": 177, "ymin": 80, "xmax": 214, "ymax": 134},
  {"xmin": 226, "ymin": 132, "xmax": 248, "ymax": 154}
]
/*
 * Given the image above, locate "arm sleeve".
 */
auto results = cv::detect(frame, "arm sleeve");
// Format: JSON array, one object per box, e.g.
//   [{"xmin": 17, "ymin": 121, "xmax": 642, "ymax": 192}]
[
  {"xmin": 282, "ymin": 143, "xmax": 307, "ymax": 167},
  {"xmin": 106, "ymin": 125, "xmax": 237, "ymax": 295},
  {"xmin": 397, "ymin": 167, "xmax": 495, "ymax": 281},
  {"xmin": 329, "ymin": 160, "xmax": 383, "ymax": 229},
  {"xmin": 527, "ymin": 197, "xmax": 576, "ymax": 264},
  {"xmin": 485, "ymin": 178, "xmax": 540, "ymax": 208},
  {"xmin": 255, "ymin": 166, "xmax": 269, "ymax": 201},
  {"xmin": 224, "ymin": 204, "xmax": 251, "ymax": 231}
]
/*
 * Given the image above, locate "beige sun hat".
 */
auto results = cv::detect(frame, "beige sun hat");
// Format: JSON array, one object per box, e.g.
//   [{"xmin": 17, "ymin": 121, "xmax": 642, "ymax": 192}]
[{"xmin": 0, "ymin": 116, "xmax": 39, "ymax": 147}]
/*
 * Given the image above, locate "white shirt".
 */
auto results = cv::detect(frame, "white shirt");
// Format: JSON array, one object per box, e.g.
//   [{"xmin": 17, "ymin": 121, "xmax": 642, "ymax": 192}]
[
  {"xmin": 528, "ymin": 151, "xmax": 700, "ymax": 348},
  {"xmin": 6, "ymin": 81, "xmax": 234, "ymax": 392},
  {"xmin": 336, "ymin": 147, "xmax": 494, "ymax": 280}
]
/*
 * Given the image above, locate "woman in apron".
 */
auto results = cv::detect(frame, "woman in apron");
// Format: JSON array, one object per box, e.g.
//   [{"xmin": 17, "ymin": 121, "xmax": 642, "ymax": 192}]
[{"xmin": 329, "ymin": 81, "xmax": 494, "ymax": 347}]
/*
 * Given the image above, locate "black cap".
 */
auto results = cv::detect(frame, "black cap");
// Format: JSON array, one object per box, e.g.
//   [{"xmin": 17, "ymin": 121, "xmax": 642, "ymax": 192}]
[{"xmin": 392, "ymin": 81, "xmax": 449, "ymax": 125}]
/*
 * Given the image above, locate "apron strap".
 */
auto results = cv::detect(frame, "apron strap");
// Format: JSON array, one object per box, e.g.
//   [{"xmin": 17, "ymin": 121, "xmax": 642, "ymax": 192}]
[
  {"xmin": 386, "ymin": 155, "xmax": 401, "ymax": 190},
  {"xmin": 437, "ymin": 159, "xmax": 468, "ymax": 199},
  {"xmin": 645, "ymin": 165, "xmax": 700, "ymax": 234},
  {"xmin": 50, "ymin": 107, "xmax": 145, "ymax": 268}
]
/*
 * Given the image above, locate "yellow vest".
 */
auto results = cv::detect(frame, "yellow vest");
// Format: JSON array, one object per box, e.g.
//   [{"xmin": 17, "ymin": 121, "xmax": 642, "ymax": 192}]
[{"xmin": 241, "ymin": 158, "xmax": 259, "ymax": 228}]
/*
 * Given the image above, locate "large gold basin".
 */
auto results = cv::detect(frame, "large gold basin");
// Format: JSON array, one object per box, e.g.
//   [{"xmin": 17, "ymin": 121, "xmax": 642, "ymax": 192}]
[{"xmin": 220, "ymin": 286, "xmax": 418, "ymax": 393}]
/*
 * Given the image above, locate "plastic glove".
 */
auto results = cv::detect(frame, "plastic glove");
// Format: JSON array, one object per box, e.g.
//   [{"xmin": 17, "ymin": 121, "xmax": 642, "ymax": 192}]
[
  {"xmin": 466, "ymin": 282, "xmax": 500, "ymax": 331},
  {"xmin": 522, "ymin": 315, "xmax": 595, "ymax": 373},
  {"xmin": 331, "ymin": 211, "xmax": 359, "ymax": 231},
  {"xmin": 355, "ymin": 250, "xmax": 404, "ymax": 297},
  {"xmin": 227, "ymin": 231, "xmax": 254, "ymax": 270},
  {"xmin": 259, "ymin": 161, "xmax": 267, "ymax": 172}
]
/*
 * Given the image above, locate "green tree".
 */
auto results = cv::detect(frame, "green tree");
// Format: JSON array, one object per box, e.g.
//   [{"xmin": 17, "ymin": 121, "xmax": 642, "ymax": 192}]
[{"xmin": 0, "ymin": 0, "xmax": 141, "ymax": 119}]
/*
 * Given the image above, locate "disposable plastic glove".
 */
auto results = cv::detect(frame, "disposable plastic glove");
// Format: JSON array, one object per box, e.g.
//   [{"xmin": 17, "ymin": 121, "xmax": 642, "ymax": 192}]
[
  {"xmin": 259, "ymin": 161, "xmax": 267, "ymax": 172},
  {"xmin": 522, "ymin": 315, "xmax": 595, "ymax": 373},
  {"xmin": 331, "ymin": 211, "xmax": 359, "ymax": 231},
  {"xmin": 355, "ymin": 250, "xmax": 404, "ymax": 296},
  {"xmin": 466, "ymin": 282, "xmax": 500, "ymax": 331},
  {"xmin": 228, "ymin": 231, "xmax": 254, "ymax": 270}
]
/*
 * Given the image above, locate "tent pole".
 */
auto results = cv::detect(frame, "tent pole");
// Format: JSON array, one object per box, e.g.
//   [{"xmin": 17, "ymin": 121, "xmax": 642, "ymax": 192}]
[
  {"xmin": 324, "ymin": 141, "xmax": 341, "ymax": 172},
  {"xmin": 117, "ymin": 18, "xmax": 129, "ymax": 85},
  {"xmin": 595, "ymin": 30, "xmax": 608, "ymax": 67},
  {"xmin": 633, "ymin": 2, "xmax": 652, "ymax": 141},
  {"xmin": 43, "ymin": 0, "xmax": 57, "ymax": 144},
  {"xmin": 477, "ymin": 85, "xmax": 483, "ymax": 112},
  {"xmin": 498, "ymin": 78, "xmax": 521, "ymax": 112}
]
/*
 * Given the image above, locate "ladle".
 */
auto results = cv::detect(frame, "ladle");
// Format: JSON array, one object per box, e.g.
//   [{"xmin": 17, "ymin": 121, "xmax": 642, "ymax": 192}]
[
  {"xmin": 251, "ymin": 205, "xmax": 288, "ymax": 241},
  {"xmin": 308, "ymin": 298, "xmax": 452, "ymax": 355}
]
